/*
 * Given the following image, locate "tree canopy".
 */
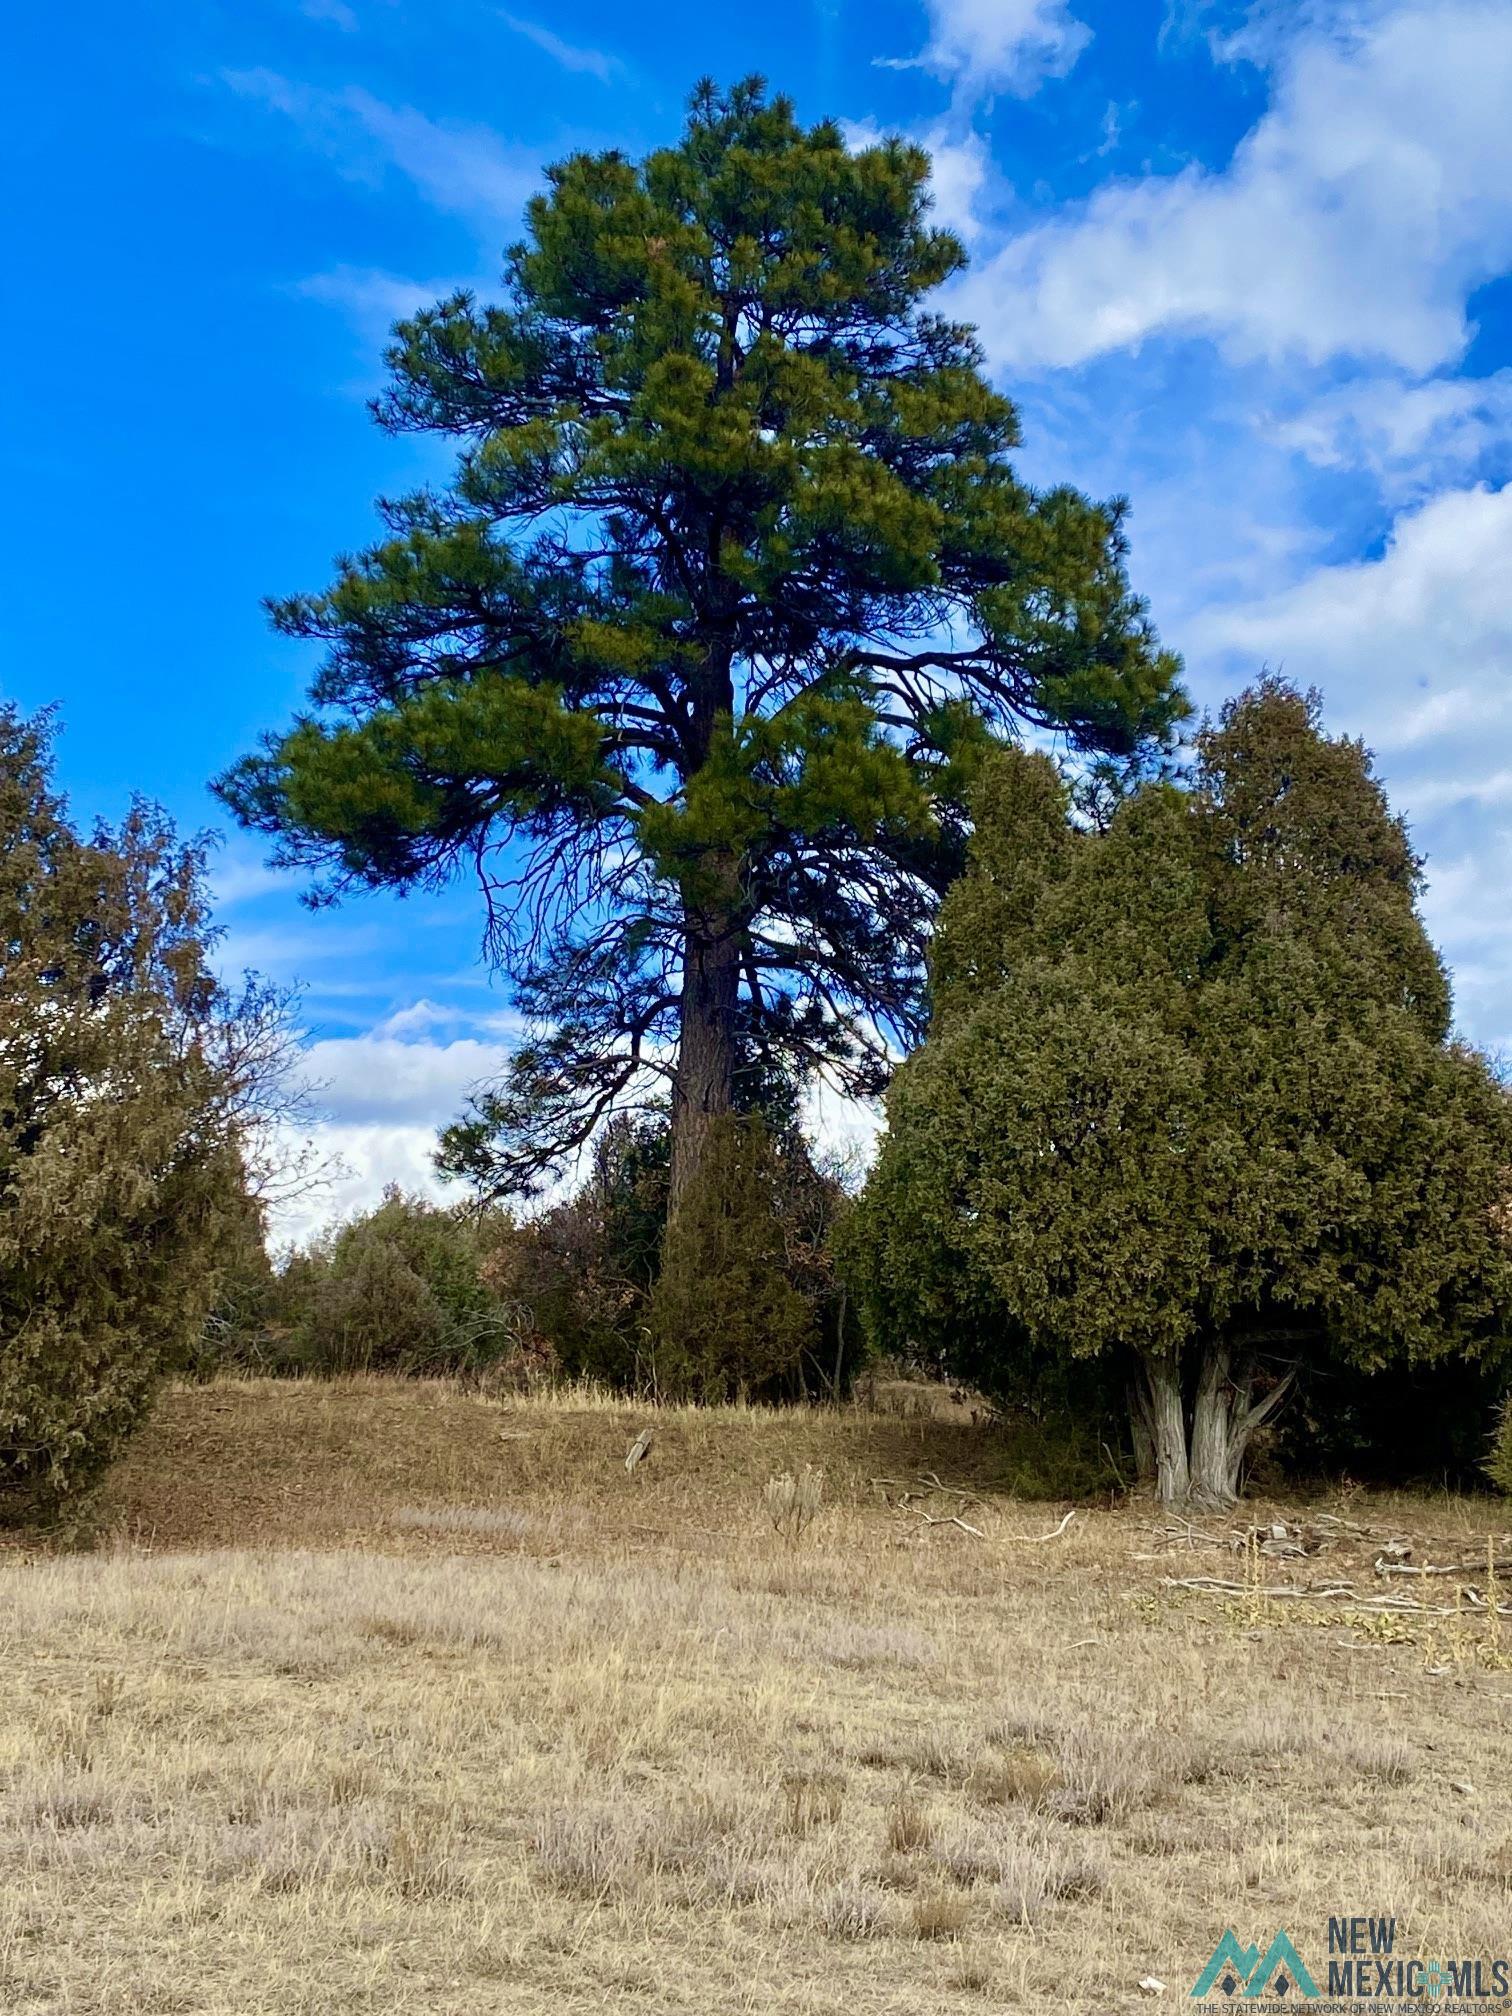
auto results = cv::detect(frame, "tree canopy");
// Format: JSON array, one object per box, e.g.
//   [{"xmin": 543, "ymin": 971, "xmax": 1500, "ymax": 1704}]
[
  {"xmin": 849, "ymin": 680, "xmax": 1512, "ymax": 1505},
  {"xmin": 0, "ymin": 706, "xmax": 250, "ymax": 1520},
  {"xmin": 218, "ymin": 77, "xmax": 1184, "ymax": 1204}
]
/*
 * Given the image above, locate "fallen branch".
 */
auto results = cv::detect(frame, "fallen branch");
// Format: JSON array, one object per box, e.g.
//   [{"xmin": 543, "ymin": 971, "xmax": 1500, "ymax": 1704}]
[
  {"xmin": 1161, "ymin": 1574, "xmax": 1512, "ymax": 1619},
  {"xmin": 1163, "ymin": 1577, "xmax": 1358, "ymax": 1600},
  {"xmin": 908, "ymin": 1508, "xmax": 986, "ymax": 1538},
  {"xmin": 913, "ymin": 1470, "xmax": 981, "ymax": 1503},
  {"xmin": 1149, "ymin": 1515, "xmax": 1232, "ymax": 1550},
  {"xmin": 1376, "ymin": 1558, "xmax": 1512, "ymax": 1579},
  {"xmin": 1024, "ymin": 1510, "xmax": 1076, "ymax": 1544}
]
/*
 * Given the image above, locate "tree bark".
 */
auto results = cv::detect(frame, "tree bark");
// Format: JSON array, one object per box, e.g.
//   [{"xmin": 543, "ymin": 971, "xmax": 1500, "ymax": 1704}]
[
  {"xmin": 1189, "ymin": 1346, "xmax": 1241, "ymax": 1508},
  {"xmin": 1131, "ymin": 1346, "xmax": 1297, "ymax": 1508},
  {"xmin": 668, "ymin": 909, "xmax": 741, "ymax": 1207},
  {"xmin": 1189, "ymin": 1345, "xmax": 1296, "ymax": 1508},
  {"xmin": 669, "ymin": 635, "xmax": 741, "ymax": 1212},
  {"xmin": 1127, "ymin": 1380, "xmax": 1157, "ymax": 1487},
  {"xmin": 1137, "ymin": 1354, "xmax": 1190, "ymax": 1505}
]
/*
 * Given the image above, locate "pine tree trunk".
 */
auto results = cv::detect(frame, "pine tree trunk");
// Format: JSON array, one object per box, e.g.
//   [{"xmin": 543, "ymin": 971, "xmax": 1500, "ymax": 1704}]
[
  {"xmin": 1137, "ymin": 1354, "xmax": 1189, "ymax": 1505},
  {"xmin": 669, "ymin": 644, "xmax": 742, "ymax": 1212},
  {"xmin": 669, "ymin": 911, "xmax": 740, "ymax": 1207}
]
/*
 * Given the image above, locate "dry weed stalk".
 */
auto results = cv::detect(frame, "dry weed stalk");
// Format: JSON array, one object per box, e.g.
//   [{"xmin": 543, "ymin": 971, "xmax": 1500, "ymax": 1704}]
[{"xmin": 762, "ymin": 1463, "xmax": 825, "ymax": 1544}]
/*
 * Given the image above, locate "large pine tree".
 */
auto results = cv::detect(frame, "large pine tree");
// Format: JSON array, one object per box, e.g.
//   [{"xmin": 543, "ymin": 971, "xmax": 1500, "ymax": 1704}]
[{"xmin": 220, "ymin": 79, "xmax": 1184, "ymax": 1203}]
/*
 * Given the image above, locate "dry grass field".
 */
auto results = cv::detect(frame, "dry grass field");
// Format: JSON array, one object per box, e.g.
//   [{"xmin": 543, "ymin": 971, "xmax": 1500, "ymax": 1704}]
[{"xmin": 3, "ymin": 1378, "xmax": 1512, "ymax": 2014}]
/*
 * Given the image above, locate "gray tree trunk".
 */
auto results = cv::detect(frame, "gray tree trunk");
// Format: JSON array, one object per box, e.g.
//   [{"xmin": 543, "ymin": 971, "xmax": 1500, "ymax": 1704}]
[
  {"xmin": 1137, "ymin": 1355, "xmax": 1190, "ymax": 1505},
  {"xmin": 1189, "ymin": 1346, "xmax": 1244, "ymax": 1506},
  {"xmin": 1187, "ymin": 1346, "xmax": 1297, "ymax": 1507},
  {"xmin": 1127, "ymin": 1379, "xmax": 1158, "ymax": 1486}
]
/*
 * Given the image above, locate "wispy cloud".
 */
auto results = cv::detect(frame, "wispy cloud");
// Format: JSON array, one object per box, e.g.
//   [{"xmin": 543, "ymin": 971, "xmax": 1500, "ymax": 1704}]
[
  {"xmin": 500, "ymin": 12, "xmax": 621, "ymax": 82},
  {"xmin": 300, "ymin": 0, "xmax": 358, "ymax": 30},
  {"xmin": 222, "ymin": 68, "xmax": 539, "ymax": 230},
  {"xmin": 1275, "ymin": 369, "xmax": 1512, "ymax": 501},
  {"xmin": 296, "ymin": 263, "xmax": 479, "ymax": 343},
  {"xmin": 207, "ymin": 843, "xmax": 304, "ymax": 912},
  {"xmin": 882, "ymin": 0, "xmax": 1091, "ymax": 100}
]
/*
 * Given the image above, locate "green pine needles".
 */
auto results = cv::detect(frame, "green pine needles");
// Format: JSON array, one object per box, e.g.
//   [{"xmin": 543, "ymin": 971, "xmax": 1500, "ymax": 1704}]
[{"xmin": 217, "ymin": 78, "xmax": 1185, "ymax": 1203}]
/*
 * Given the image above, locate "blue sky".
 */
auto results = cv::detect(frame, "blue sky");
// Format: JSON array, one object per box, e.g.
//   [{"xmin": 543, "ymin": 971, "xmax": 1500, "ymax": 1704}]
[{"xmin": 6, "ymin": 0, "xmax": 1511, "ymax": 1235}]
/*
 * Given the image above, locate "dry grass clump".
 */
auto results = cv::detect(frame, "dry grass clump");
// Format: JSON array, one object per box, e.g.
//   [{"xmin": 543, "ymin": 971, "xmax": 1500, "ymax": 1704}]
[
  {"xmin": 808, "ymin": 1621, "xmax": 939, "ymax": 1671},
  {"xmin": 992, "ymin": 1828, "xmax": 1112, "ymax": 1923},
  {"xmin": 968, "ymin": 1748, "xmax": 1062, "ymax": 1808},
  {"xmin": 763, "ymin": 1463, "xmax": 826, "ymax": 1544},
  {"xmin": 533, "ymin": 1783, "xmax": 787, "ymax": 1909},
  {"xmin": 902, "ymin": 1729, "xmax": 971, "ymax": 1783},
  {"xmin": 25, "ymin": 1770, "xmax": 119, "ymax": 1834},
  {"xmin": 1048, "ymin": 1724, "xmax": 1212, "ymax": 1824},
  {"xmin": 926, "ymin": 1810, "xmax": 1111, "ymax": 1918},
  {"xmin": 984, "ymin": 1707, "xmax": 1061, "ymax": 1754},
  {"xmin": 1415, "ymin": 1826, "xmax": 1512, "ymax": 1889},
  {"xmin": 1220, "ymin": 1704, "xmax": 1414, "ymax": 1785},
  {"xmin": 1333, "ymin": 1731, "xmax": 1415, "ymax": 1783},
  {"xmin": 911, "ymin": 1885, "xmax": 969, "ymax": 1940},
  {"xmin": 819, "ymin": 1877, "xmax": 892, "ymax": 1940},
  {"xmin": 784, "ymin": 1769, "xmax": 846, "ymax": 1833},
  {"xmin": 886, "ymin": 1789, "xmax": 936, "ymax": 1853},
  {"xmin": 532, "ymin": 1803, "xmax": 645, "ymax": 1897}
]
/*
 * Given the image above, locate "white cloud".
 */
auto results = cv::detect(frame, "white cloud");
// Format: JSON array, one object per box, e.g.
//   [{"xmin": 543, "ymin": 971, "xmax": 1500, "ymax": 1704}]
[
  {"xmin": 1190, "ymin": 480, "xmax": 1512, "ymax": 1044},
  {"xmin": 267, "ymin": 1122, "xmax": 460, "ymax": 1247},
  {"xmin": 921, "ymin": 129, "xmax": 992, "ymax": 242},
  {"xmin": 262, "ymin": 1012, "xmax": 518, "ymax": 1243},
  {"xmin": 298, "ymin": 1028, "xmax": 513, "ymax": 1127},
  {"xmin": 958, "ymin": 2, "xmax": 1512, "ymax": 371},
  {"xmin": 894, "ymin": 0, "xmax": 1091, "ymax": 97},
  {"xmin": 1275, "ymin": 369, "xmax": 1512, "ymax": 497},
  {"xmin": 261, "ymin": 997, "xmax": 887, "ymax": 1243},
  {"xmin": 223, "ymin": 69, "xmax": 538, "ymax": 229},
  {"xmin": 500, "ymin": 14, "xmax": 620, "ymax": 82},
  {"xmin": 1192, "ymin": 481, "xmax": 1512, "ymax": 745}
]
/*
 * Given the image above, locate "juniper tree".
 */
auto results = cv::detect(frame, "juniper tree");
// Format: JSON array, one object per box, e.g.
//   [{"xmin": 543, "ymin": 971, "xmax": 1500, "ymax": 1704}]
[
  {"xmin": 648, "ymin": 1115, "xmax": 818, "ymax": 1401},
  {"xmin": 218, "ymin": 78, "xmax": 1183, "ymax": 1206},
  {"xmin": 0, "ymin": 707, "xmax": 249, "ymax": 1520},
  {"xmin": 849, "ymin": 681, "xmax": 1512, "ymax": 1506}
]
